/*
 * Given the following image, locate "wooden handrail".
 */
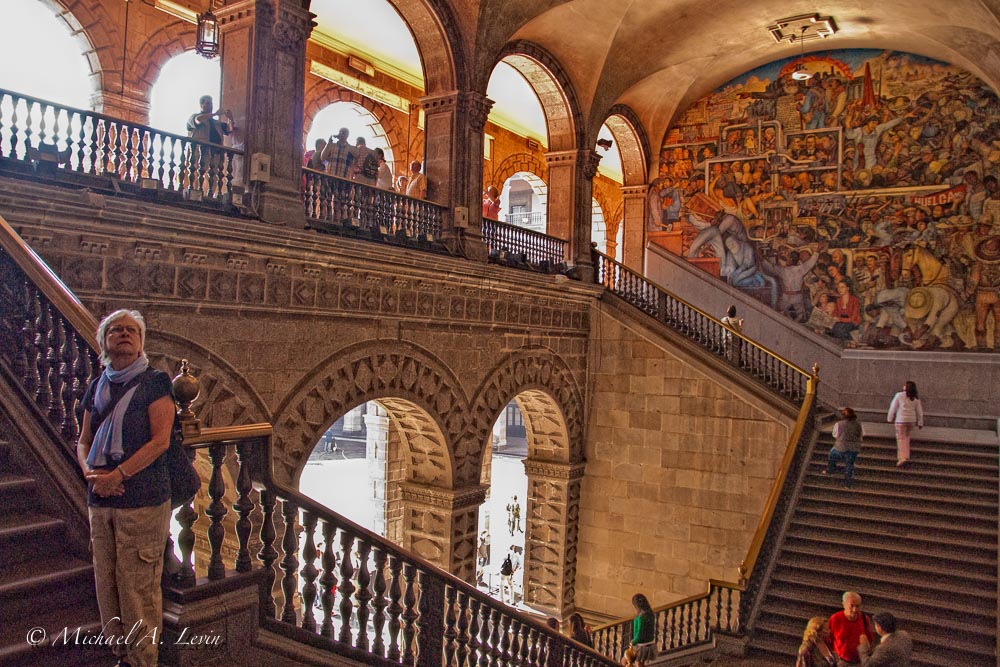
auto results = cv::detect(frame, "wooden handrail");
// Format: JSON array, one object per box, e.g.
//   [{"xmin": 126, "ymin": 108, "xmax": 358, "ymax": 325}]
[
  {"xmin": 738, "ymin": 367, "xmax": 818, "ymax": 580},
  {"xmin": 0, "ymin": 213, "xmax": 97, "ymax": 349}
]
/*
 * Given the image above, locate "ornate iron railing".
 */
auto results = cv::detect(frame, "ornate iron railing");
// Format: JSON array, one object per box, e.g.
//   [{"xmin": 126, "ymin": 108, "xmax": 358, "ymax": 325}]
[
  {"xmin": 482, "ymin": 217, "xmax": 568, "ymax": 273},
  {"xmin": 593, "ymin": 248, "xmax": 811, "ymax": 402},
  {"xmin": 303, "ymin": 168, "xmax": 444, "ymax": 245},
  {"xmin": 0, "ymin": 88, "xmax": 240, "ymax": 200}
]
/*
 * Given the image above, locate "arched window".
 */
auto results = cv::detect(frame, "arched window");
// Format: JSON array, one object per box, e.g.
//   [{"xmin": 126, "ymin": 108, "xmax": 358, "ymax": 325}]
[
  {"xmin": 148, "ymin": 51, "xmax": 221, "ymax": 137},
  {"xmin": 306, "ymin": 101, "xmax": 396, "ymax": 171},
  {"xmin": 0, "ymin": 0, "xmax": 92, "ymax": 109}
]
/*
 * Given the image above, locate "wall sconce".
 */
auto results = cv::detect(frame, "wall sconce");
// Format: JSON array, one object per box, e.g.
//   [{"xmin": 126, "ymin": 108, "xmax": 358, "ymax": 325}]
[
  {"xmin": 597, "ymin": 138, "xmax": 613, "ymax": 151},
  {"xmin": 196, "ymin": 9, "xmax": 220, "ymax": 59}
]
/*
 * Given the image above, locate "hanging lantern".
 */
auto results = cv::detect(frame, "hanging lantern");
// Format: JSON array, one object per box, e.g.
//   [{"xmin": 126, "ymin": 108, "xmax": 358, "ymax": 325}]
[{"xmin": 196, "ymin": 10, "xmax": 220, "ymax": 59}]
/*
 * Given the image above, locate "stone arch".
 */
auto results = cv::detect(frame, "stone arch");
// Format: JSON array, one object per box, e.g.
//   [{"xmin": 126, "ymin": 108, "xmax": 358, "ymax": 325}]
[
  {"xmin": 301, "ymin": 82, "xmax": 408, "ymax": 159},
  {"xmin": 147, "ymin": 332, "xmax": 270, "ymax": 428},
  {"xmin": 130, "ymin": 20, "xmax": 196, "ymax": 109},
  {"xmin": 604, "ymin": 104, "xmax": 650, "ymax": 187},
  {"xmin": 272, "ymin": 341, "xmax": 470, "ymax": 488},
  {"xmin": 494, "ymin": 41, "xmax": 586, "ymax": 152},
  {"xmin": 382, "ymin": 0, "xmax": 465, "ymax": 92},
  {"xmin": 38, "ymin": 0, "xmax": 118, "ymax": 105},
  {"xmin": 470, "ymin": 347, "xmax": 584, "ymax": 471},
  {"xmin": 492, "ymin": 152, "xmax": 548, "ymax": 189}
]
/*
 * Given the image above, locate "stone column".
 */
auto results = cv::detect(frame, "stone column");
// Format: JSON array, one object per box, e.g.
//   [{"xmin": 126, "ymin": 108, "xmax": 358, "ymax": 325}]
[
  {"xmin": 216, "ymin": 0, "xmax": 314, "ymax": 227},
  {"xmin": 621, "ymin": 185, "xmax": 649, "ymax": 272},
  {"xmin": 521, "ymin": 460, "xmax": 585, "ymax": 616},
  {"xmin": 544, "ymin": 149, "xmax": 602, "ymax": 281},
  {"xmin": 399, "ymin": 483, "xmax": 488, "ymax": 582},
  {"xmin": 365, "ymin": 405, "xmax": 389, "ymax": 537},
  {"xmin": 419, "ymin": 90, "xmax": 493, "ymax": 260}
]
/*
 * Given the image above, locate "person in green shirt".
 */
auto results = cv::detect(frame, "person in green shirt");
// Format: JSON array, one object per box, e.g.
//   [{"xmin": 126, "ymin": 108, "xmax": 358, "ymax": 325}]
[{"xmin": 630, "ymin": 593, "xmax": 656, "ymax": 666}]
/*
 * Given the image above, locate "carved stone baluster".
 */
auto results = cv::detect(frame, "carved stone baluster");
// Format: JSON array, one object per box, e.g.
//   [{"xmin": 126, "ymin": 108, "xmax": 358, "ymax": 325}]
[
  {"xmin": 401, "ymin": 562, "xmax": 417, "ymax": 666},
  {"xmin": 387, "ymin": 555, "xmax": 403, "ymax": 661},
  {"xmin": 455, "ymin": 591, "xmax": 470, "ymax": 667},
  {"xmin": 33, "ymin": 299, "xmax": 52, "ymax": 410},
  {"xmin": 257, "ymin": 489, "xmax": 278, "ymax": 618},
  {"xmin": 279, "ymin": 499, "xmax": 300, "ymax": 623},
  {"xmin": 338, "ymin": 530, "xmax": 356, "ymax": 644},
  {"xmin": 527, "ymin": 627, "xmax": 539, "ymax": 667},
  {"xmin": 477, "ymin": 602, "xmax": 491, "ymax": 667},
  {"xmin": 498, "ymin": 613, "xmax": 512, "ymax": 666},
  {"xmin": 58, "ymin": 320, "xmax": 78, "ymax": 442},
  {"xmin": 47, "ymin": 314, "xmax": 65, "ymax": 429},
  {"xmin": 355, "ymin": 539, "xmax": 372, "ymax": 650},
  {"xmin": 443, "ymin": 585, "xmax": 458, "ymax": 667},
  {"xmin": 299, "ymin": 510, "xmax": 319, "ymax": 632},
  {"xmin": 488, "ymin": 608, "xmax": 502, "ymax": 667},
  {"xmin": 507, "ymin": 618, "xmax": 521, "ymax": 667},
  {"xmin": 318, "ymin": 520, "xmax": 338, "ymax": 639},
  {"xmin": 165, "ymin": 136, "xmax": 178, "ymax": 192},
  {"xmin": 174, "ymin": 497, "xmax": 197, "ymax": 588},
  {"xmin": 466, "ymin": 597, "xmax": 482, "ymax": 667},
  {"xmin": 9, "ymin": 98, "xmax": 20, "ymax": 160},
  {"xmin": 23, "ymin": 98, "xmax": 35, "ymax": 152},
  {"xmin": 233, "ymin": 443, "xmax": 255, "ymax": 572},
  {"xmin": 205, "ymin": 442, "xmax": 229, "ymax": 579},
  {"xmin": 371, "ymin": 546, "xmax": 388, "ymax": 656}
]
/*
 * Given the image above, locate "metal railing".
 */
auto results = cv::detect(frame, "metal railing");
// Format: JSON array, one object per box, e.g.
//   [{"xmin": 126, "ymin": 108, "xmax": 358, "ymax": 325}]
[
  {"xmin": 593, "ymin": 248, "xmax": 811, "ymax": 402},
  {"xmin": 0, "ymin": 88, "xmax": 241, "ymax": 200},
  {"xmin": 302, "ymin": 168, "xmax": 445, "ymax": 245},
  {"xmin": 482, "ymin": 217, "xmax": 568, "ymax": 272}
]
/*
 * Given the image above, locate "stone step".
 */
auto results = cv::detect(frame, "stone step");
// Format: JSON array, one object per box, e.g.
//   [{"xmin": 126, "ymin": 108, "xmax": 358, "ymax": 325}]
[{"xmin": 796, "ymin": 491, "xmax": 997, "ymax": 530}]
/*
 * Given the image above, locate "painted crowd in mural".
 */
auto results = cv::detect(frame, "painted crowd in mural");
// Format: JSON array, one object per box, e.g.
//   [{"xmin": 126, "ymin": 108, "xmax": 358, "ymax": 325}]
[{"xmin": 650, "ymin": 50, "xmax": 1000, "ymax": 351}]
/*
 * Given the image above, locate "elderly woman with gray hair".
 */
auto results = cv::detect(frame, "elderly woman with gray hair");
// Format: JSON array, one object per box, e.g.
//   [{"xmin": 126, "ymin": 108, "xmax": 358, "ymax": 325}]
[{"xmin": 76, "ymin": 309, "xmax": 174, "ymax": 667}]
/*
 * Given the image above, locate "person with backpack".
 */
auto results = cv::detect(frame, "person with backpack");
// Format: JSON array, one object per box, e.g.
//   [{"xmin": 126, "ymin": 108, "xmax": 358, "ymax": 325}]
[
  {"xmin": 354, "ymin": 137, "xmax": 379, "ymax": 186},
  {"xmin": 499, "ymin": 545, "xmax": 520, "ymax": 605}
]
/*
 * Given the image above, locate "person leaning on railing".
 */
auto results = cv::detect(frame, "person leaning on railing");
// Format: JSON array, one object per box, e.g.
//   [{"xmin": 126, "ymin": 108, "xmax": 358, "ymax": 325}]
[{"xmin": 76, "ymin": 309, "xmax": 175, "ymax": 667}]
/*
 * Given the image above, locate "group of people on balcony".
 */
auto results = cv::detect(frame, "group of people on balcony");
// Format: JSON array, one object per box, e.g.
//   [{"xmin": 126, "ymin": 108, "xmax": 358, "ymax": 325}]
[
  {"xmin": 304, "ymin": 126, "xmax": 427, "ymax": 199},
  {"xmin": 798, "ymin": 592, "xmax": 912, "ymax": 666}
]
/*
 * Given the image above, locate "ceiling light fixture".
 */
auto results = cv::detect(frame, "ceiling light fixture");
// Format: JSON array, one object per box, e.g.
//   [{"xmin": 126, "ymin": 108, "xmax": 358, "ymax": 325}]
[{"xmin": 791, "ymin": 27, "xmax": 812, "ymax": 81}]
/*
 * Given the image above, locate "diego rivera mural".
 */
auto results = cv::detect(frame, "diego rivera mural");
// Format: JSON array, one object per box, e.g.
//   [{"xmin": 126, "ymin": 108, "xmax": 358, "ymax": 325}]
[{"xmin": 651, "ymin": 50, "xmax": 1000, "ymax": 352}]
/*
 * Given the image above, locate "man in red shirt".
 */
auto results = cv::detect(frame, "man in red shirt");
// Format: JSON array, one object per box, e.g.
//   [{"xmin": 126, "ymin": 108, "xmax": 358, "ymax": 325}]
[{"xmin": 829, "ymin": 591, "xmax": 876, "ymax": 665}]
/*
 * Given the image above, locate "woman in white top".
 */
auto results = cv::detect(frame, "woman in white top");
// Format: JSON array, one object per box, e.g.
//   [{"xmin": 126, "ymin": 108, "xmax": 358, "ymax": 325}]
[
  {"xmin": 374, "ymin": 148, "xmax": 393, "ymax": 190},
  {"xmin": 887, "ymin": 380, "xmax": 923, "ymax": 466}
]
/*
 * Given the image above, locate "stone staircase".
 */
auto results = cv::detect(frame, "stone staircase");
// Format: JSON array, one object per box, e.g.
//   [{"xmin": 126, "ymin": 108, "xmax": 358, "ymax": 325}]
[
  {"xmin": 0, "ymin": 427, "xmax": 103, "ymax": 666},
  {"xmin": 747, "ymin": 424, "xmax": 998, "ymax": 667}
]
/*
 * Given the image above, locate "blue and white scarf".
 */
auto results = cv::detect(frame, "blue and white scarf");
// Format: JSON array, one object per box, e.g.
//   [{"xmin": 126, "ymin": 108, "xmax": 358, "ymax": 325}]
[{"xmin": 85, "ymin": 357, "xmax": 149, "ymax": 468}]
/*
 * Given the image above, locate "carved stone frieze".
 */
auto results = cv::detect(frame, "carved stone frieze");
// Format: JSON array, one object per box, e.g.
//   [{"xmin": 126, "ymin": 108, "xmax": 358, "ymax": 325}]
[
  {"xmin": 522, "ymin": 460, "xmax": 586, "ymax": 481},
  {"xmin": 399, "ymin": 482, "xmax": 488, "ymax": 509}
]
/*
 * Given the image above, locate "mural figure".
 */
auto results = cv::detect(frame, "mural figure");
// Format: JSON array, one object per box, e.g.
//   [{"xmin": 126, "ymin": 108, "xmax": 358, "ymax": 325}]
[{"xmin": 653, "ymin": 48, "xmax": 1000, "ymax": 352}]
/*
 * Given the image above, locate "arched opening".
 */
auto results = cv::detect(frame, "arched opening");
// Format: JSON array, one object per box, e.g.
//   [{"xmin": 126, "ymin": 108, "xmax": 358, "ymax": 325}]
[
  {"xmin": 305, "ymin": 101, "xmax": 397, "ymax": 172},
  {"xmin": 147, "ymin": 51, "xmax": 221, "ymax": 137},
  {"xmin": 298, "ymin": 395, "xmax": 454, "ymax": 566},
  {"xmin": 0, "ymin": 0, "xmax": 92, "ymax": 108},
  {"xmin": 475, "ymin": 400, "xmax": 529, "ymax": 604},
  {"xmin": 500, "ymin": 171, "xmax": 548, "ymax": 233},
  {"xmin": 591, "ymin": 198, "xmax": 623, "ymax": 262}
]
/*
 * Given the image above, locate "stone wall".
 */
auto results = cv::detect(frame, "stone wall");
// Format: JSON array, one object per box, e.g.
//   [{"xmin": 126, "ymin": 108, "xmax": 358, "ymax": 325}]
[{"xmin": 575, "ymin": 299, "xmax": 796, "ymax": 618}]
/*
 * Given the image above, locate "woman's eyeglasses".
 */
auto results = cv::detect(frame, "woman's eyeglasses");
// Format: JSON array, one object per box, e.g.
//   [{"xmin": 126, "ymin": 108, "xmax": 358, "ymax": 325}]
[{"xmin": 107, "ymin": 325, "xmax": 139, "ymax": 335}]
